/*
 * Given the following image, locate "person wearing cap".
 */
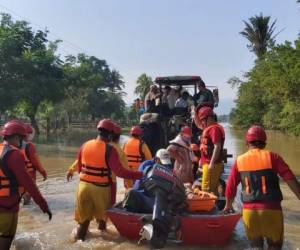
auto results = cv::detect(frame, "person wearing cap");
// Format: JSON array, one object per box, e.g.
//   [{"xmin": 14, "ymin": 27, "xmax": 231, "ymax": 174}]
[
  {"xmin": 21, "ymin": 123, "xmax": 48, "ymax": 205},
  {"xmin": 122, "ymin": 148, "xmax": 173, "ymax": 213},
  {"xmin": 123, "ymin": 126, "xmax": 152, "ymax": 189},
  {"xmin": 74, "ymin": 119, "xmax": 143, "ymax": 241},
  {"xmin": 167, "ymin": 126, "xmax": 195, "ymax": 184},
  {"xmin": 194, "ymin": 106, "xmax": 225, "ymax": 194},
  {"xmin": 224, "ymin": 125, "xmax": 300, "ymax": 250},
  {"xmin": 0, "ymin": 120, "xmax": 52, "ymax": 250},
  {"xmin": 192, "ymin": 78, "xmax": 214, "ymax": 108}
]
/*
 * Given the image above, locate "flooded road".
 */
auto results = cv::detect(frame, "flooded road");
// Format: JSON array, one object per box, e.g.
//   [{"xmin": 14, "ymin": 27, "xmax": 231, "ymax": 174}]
[{"xmin": 12, "ymin": 125, "xmax": 300, "ymax": 250}]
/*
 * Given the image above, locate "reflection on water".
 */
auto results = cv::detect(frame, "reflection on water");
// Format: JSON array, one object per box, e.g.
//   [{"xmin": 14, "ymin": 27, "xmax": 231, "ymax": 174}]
[{"xmin": 12, "ymin": 126, "xmax": 300, "ymax": 249}]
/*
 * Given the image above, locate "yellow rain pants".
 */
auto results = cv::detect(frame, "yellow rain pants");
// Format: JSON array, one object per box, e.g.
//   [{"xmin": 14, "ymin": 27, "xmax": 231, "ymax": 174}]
[
  {"xmin": 201, "ymin": 162, "xmax": 224, "ymax": 195},
  {"xmin": 243, "ymin": 208, "xmax": 283, "ymax": 243},
  {"xmin": 0, "ymin": 212, "xmax": 18, "ymax": 237},
  {"xmin": 75, "ymin": 181, "xmax": 111, "ymax": 224}
]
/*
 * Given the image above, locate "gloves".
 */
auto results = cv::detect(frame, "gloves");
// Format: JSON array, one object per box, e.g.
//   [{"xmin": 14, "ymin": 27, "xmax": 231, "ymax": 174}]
[
  {"xmin": 67, "ymin": 170, "xmax": 74, "ymax": 182},
  {"xmin": 41, "ymin": 170, "xmax": 47, "ymax": 181},
  {"xmin": 223, "ymin": 205, "xmax": 235, "ymax": 214},
  {"xmin": 45, "ymin": 208, "xmax": 52, "ymax": 221}
]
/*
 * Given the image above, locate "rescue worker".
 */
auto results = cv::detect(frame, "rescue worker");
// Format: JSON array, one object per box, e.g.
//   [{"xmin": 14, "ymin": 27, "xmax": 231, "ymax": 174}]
[
  {"xmin": 194, "ymin": 106, "xmax": 225, "ymax": 194},
  {"xmin": 21, "ymin": 123, "xmax": 48, "ymax": 204},
  {"xmin": 224, "ymin": 125, "xmax": 300, "ymax": 250},
  {"xmin": 110, "ymin": 122, "xmax": 129, "ymax": 205},
  {"xmin": 67, "ymin": 122, "xmax": 123, "ymax": 206},
  {"xmin": 0, "ymin": 120, "xmax": 51, "ymax": 250},
  {"xmin": 123, "ymin": 126, "xmax": 152, "ymax": 189},
  {"xmin": 75, "ymin": 119, "xmax": 143, "ymax": 241},
  {"xmin": 167, "ymin": 126, "xmax": 194, "ymax": 184}
]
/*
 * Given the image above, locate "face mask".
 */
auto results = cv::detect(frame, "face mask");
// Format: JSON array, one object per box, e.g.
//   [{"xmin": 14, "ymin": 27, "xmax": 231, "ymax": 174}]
[{"xmin": 28, "ymin": 132, "xmax": 35, "ymax": 141}]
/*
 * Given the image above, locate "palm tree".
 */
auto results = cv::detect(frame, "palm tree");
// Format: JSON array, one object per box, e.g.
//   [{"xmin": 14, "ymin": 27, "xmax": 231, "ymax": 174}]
[
  {"xmin": 134, "ymin": 73, "xmax": 153, "ymax": 100},
  {"xmin": 240, "ymin": 13, "xmax": 277, "ymax": 59},
  {"xmin": 107, "ymin": 69, "xmax": 125, "ymax": 93}
]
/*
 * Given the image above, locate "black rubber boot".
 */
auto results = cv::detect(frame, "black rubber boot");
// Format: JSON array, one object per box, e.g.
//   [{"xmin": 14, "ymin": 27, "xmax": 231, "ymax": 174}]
[{"xmin": 75, "ymin": 220, "xmax": 90, "ymax": 241}]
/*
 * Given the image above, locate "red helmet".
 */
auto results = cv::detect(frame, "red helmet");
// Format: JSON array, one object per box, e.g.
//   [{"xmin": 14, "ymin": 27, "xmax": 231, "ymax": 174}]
[
  {"xmin": 181, "ymin": 126, "xmax": 192, "ymax": 137},
  {"xmin": 97, "ymin": 119, "xmax": 114, "ymax": 132},
  {"xmin": 1, "ymin": 120, "xmax": 27, "ymax": 137},
  {"xmin": 112, "ymin": 123, "xmax": 122, "ymax": 134},
  {"xmin": 24, "ymin": 123, "xmax": 33, "ymax": 134},
  {"xmin": 130, "ymin": 126, "xmax": 142, "ymax": 136},
  {"xmin": 194, "ymin": 106, "xmax": 214, "ymax": 129},
  {"xmin": 191, "ymin": 143, "xmax": 199, "ymax": 151},
  {"xmin": 246, "ymin": 125, "xmax": 267, "ymax": 142},
  {"xmin": 197, "ymin": 106, "xmax": 214, "ymax": 120}
]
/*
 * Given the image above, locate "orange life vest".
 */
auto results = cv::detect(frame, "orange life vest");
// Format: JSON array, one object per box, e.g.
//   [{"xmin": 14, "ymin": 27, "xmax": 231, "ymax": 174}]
[
  {"xmin": 237, "ymin": 149, "xmax": 282, "ymax": 202},
  {"xmin": 79, "ymin": 139, "xmax": 112, "ymax": 186},
  {"xmin": 0, "ymin": 144, "xmax": 25, "ymax": 197},
  {"xmin": 123, "ymin": 138, "xmax": 145, "ymax": 171},
  {"xmin": 21, "ymin": 142, "xmax": 35, "ymax": 173},
  {"xmin": 200, "ymin": 123, "xmax": 225, "ymax": 161}
]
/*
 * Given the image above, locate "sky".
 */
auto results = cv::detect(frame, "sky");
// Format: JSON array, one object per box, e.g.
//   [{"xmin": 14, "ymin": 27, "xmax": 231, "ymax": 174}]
[{"xmin": 0, "ymin": 0, "xmax": 299, "ymax": 114}]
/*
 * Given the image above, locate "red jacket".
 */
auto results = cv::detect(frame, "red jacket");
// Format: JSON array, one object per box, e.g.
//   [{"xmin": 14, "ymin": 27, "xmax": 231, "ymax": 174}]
[{"xmin": 0, "ymin": 145, "xmax": 49, "ymax": 213}]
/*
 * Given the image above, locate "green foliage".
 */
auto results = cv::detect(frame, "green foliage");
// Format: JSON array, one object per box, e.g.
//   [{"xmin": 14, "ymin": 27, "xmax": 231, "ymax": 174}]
[
  {"xmin": 231, "ymin": 37, "xmax": 300, "ymax": 135},
  {"xmin": 240, "ymin": 13, "xmax": 277, "ymax": 59},
  {"xmin": 0, "ymin": 13, "xmax": 127, "ymax": 135}
]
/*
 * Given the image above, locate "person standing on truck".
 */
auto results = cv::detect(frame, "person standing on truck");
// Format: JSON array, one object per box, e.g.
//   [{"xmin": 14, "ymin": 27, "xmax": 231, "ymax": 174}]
[
  {"xmin": 123, "ymin": 126, "xmax": 152, "ymax": 189},
  {"xmin": 194, "ymin": 106, "xmax": 225, "ymax": 195},
  {"xmin": 144, "ymin": 85, "xmax": 161, "ymax": 112},
  {"xmin": 193, "ymin": 78, "xmax": 214, "ymax": 108},
  {"xmin": 224, "ymin": 125, "xmax": 300, "ymax": 250},
  {"xmin": 0, "ymin": 120, "xmax": 52, "ymax": 250}
]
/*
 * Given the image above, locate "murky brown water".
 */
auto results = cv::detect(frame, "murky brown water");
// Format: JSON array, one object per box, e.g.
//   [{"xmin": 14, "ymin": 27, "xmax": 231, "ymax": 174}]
[{"xmin": 12, "ymin": 125, "xmax": 300, "ymax": 250}]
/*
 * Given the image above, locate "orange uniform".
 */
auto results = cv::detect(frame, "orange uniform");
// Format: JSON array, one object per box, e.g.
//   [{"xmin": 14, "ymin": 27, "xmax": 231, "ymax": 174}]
[
  {"xmin": 123, "ymin": 138, "xmax": 152, "ymax": 188},
  {"xmin": 79, "ymin": 139, "xmax": 111, "ymax": 186},
  {"xmin": 21, "ymin": 141, "xmax": 46, "ymax": 181}
]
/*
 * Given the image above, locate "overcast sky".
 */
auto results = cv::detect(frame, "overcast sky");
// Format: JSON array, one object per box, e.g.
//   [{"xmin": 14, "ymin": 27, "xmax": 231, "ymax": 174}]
[{"xmin": 0, "ymin": 0, "xmax": 299, "ymax": 114}]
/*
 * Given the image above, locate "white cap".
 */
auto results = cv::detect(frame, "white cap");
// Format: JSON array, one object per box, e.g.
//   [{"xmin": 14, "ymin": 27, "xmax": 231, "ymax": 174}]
[{"xmin": 155, "ymin": 149, "xmax": 171, "ymax": 165}]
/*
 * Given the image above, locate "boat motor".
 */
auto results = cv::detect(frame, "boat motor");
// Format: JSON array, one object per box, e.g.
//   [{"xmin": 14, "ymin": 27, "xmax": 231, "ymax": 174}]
[{"xmin": 139, "ymin": 163, "xmax": 186, "ymax": 249}]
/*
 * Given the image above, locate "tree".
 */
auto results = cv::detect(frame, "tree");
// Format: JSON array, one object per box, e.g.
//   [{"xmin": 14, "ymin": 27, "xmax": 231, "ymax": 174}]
[
  {"xmin": 134, "ymin": 73, "xmax": 153, "ymax": 100},
  {"xmin": 240, "ymin": 13, "xmax": 277, "ymax": 59},
  {"xmin": 62, "ymin": 54, "xmax": 126, "ymax": 122},
  {"xmin": 0, "ymin": 14, "xmax": 64, "ymax": 134},
  {"xmin": 231, "ymin": 37, "xmax": 300, "ymax": 135},
  {"xmin": 107, "ymin": 69, "xmax": 125, "ymax": 94}
]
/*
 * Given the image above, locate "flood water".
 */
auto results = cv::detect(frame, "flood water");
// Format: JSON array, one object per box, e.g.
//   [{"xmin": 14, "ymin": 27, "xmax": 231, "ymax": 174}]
[{"xmin": 12, "ymin": 125, "xmax": 300, "ymax": 250}]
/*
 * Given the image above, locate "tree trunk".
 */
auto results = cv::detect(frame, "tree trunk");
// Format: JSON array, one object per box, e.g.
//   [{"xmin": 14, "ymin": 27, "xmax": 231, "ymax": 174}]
[
  {"xmin": 46, "ymin": 117, "xmax": 50, "ymax": 139},
  {"xmin": 29, "ymin": 114, "xmax": 40, "ymax": 136}
]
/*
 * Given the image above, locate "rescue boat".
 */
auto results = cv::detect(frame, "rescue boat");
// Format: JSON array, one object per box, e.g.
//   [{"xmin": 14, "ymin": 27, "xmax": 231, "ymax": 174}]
[{"xmin": 107, "ymin": 205, "xmax": 241, "ymax": 246}]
